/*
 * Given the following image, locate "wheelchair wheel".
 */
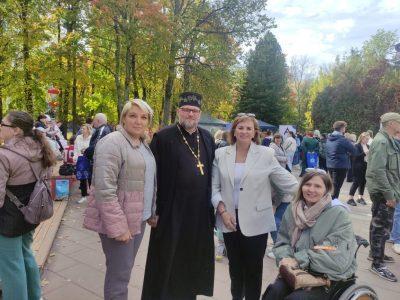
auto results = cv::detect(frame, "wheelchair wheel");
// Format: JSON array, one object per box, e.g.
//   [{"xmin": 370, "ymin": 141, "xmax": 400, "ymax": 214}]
[{"xmin": 338, "ymin": 284, "xmax": 378, "ymax": 300}]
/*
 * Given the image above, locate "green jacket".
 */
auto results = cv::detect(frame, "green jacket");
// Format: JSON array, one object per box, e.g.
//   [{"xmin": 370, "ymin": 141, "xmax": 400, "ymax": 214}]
[
  {"xmin": 273, "ymin": 203, "xmax": 357, "ymax": 281},
  {"xmin": 366, "ymin": 129, "xmax": 400, "ymax": 202},
  {"xmin": 301, "ymin": 136, "xmax": 319, "ymax": 154}
]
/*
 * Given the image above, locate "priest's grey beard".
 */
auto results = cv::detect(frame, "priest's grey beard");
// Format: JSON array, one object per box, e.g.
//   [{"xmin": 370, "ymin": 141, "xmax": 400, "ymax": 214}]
[{"xmin": 179, "ymin": 120, "xmax": 198, "ymax": 132}]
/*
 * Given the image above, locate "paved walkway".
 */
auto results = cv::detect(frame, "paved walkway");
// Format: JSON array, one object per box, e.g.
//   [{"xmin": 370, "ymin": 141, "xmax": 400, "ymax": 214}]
[{"xmin": 41, "ymin": 170, "xmax": 400, "ymax": 299}]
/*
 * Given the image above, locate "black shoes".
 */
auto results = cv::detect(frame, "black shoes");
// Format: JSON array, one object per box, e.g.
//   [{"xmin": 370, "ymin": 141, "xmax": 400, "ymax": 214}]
[
  {"xmin": 347, "ymin": 199, "xmax": 357, "ymax": 206},
  {"xmin": 357, "ymin": 198, "xmax": 367, "ymax": 205},
  {"xmin": 370, "ymin": 264, "xmax": 398, "ymax": 282},
  {"xmin": 367, "ymin": 254, "xmax": 395, "ymax": 263}
]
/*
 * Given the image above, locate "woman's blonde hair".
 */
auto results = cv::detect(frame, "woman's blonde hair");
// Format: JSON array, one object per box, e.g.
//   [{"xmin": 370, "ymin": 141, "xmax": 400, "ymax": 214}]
[
  {"xmin": 229, "ymin": 115, "xmax": 260, "ymax": 145},
  {"xmin": 120, "ymin": 99, "xmax": 154, "ymax": 126},
  {"xmin": 357, "ymin": 132, "xmax": 370, "ymax": 144},
  {"xmin": 120, "ymin": 99, "xmax": 154, "ymax": 140}
]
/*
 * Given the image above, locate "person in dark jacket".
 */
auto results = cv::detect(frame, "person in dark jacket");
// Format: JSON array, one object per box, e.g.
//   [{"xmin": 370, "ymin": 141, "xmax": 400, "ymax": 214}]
[
  {"xmin": 326, "ymin": 121, "xmax": 357, "ymax": 199},
  {"xmin": 81, "ymin": 113, "xmax": 112, "ymax": 204},
  {"xmin": 318, "ymin": 134, "xmax": 328, "ymax": 171},
  {"xmin": 347, "ymin": 132, "xmax": 369, "ymax": 206}
]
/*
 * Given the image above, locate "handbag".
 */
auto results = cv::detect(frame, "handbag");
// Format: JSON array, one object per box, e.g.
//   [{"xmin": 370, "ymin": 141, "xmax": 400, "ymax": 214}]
[
  {"xmin": 59, "ymin": 162, "xmax": 76, "ymax": 176},
  {"xmin": 306, "ymin": 151, "xmax": 319, "ymax": 168},
  {"xmin": 76, "ymin": 155, "xmax": 91, "ymax": 180},
  {"xmin": 279, "ymin": 264, "xmax": 330, "ymax": 290}
]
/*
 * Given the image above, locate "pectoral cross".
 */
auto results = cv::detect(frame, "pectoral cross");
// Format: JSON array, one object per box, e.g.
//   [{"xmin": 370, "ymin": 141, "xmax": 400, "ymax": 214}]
[{"xmin": 197, "ymin": 161, "xmax": 205, "ymax": 175}]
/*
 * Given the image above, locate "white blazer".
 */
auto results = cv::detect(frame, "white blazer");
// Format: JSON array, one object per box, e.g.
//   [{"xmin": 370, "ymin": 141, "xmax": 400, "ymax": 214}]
[{"xmin": 211, "ymin": 143, "xmax": 298, "ymax": 236}]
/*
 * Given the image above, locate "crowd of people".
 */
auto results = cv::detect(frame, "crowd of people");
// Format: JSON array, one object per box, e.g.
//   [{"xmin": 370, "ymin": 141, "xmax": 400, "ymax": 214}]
[{"xmin": 0, "ymin": 92, "xmax": 399, "ymax": 299}]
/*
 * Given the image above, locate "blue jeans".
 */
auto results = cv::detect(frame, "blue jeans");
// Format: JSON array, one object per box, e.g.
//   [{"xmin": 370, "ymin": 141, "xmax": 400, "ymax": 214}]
[
  {"xmin": 390, "ymin": 202, "xmax": 400, "ymax": 244},
  {"xmin": 0, "ymin": 231, "xmax": 41, "ymax": 300},
  {"xmin": 271, "ymin": 202, "xmax": 290, "ymax": 243}
]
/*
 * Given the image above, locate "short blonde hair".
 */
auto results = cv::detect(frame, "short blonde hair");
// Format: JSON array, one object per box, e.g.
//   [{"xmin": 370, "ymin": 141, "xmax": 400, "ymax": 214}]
[
  {"xmin": 120, "ymin": 99, "xmax": 154, "ymax": 126},
  {"xmin": 229, "ymin": 115, "xmax": 260, "ymax": 145}
]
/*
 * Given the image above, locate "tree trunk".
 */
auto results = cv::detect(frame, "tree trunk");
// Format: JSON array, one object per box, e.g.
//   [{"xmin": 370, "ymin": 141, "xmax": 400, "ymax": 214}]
[
  {"xmin": 131, "ymin": 53, "xmax": 140, "ymax": 98},
  {"xmin": 0, "ymin": 86, "xmax": 3, "ymax": 120},
  {"xmin": 113, "ymin": 17, "xmax": 123, "ymax": 117},
  {"xmin": 124, "ymin": 43, "xmax": 131, "ymax": 102},
  {"xmin": 21, "ymin": 0, "xmax": 33, "ymax": 114},
  {"xmin": 182, "ymin": 37, "xmax": 196, "ymax": 91},
  {"xmin": 162, "ymin": 41, "xmax": 178, "ymax": 126},
  {"xmin": 72, "ymin": 56, "xmax": 78, "ymax": 134}
]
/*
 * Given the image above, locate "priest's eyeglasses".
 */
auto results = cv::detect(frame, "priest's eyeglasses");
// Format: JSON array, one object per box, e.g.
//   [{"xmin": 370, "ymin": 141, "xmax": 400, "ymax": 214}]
[
  {"xmin": 180, "ymin": 107, "xmax": 201, "ymax": 114},
  {"xmin": 237, "ymin": 113, "xmax": 256, "ymax": 117}
]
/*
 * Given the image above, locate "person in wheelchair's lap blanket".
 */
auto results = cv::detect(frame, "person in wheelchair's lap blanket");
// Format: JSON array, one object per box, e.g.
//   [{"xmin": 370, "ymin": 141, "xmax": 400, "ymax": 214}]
[{"xmin": 263, "ymin": 169, "xmax": 357, "ymax": 300}]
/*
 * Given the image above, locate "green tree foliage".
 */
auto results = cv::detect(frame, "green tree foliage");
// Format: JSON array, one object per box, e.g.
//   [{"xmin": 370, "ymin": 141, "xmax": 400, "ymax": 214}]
[
  {"xmin": 311, "ymin": 30, "xmax": 400, "ymax": 134},
  {"xmin": 0, "ymin": 0, "xmax": 272, "ymax": 127},
  {"xmin": 235, "ymin": 31, "xmax": 290, "ymax": 125}
]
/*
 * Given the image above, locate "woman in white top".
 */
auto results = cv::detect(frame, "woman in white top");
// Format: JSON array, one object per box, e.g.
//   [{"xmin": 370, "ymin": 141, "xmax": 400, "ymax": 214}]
[
  {"xmin": 74, "ymin": 124, "xmax": 92, "ymax": 203},
  {"xmin": 74, "ymin": 124, "xmax": 92, "ymax": 162},
  {"xmin": 212, "ymin": 113, "xmax": 298, "ymax": 300}
]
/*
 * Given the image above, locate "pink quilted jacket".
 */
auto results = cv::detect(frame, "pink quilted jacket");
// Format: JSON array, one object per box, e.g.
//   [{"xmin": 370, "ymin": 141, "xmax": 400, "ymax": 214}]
[{"xmin": 83, "ymin": 127, "xmax": 156, "ymax": 238}]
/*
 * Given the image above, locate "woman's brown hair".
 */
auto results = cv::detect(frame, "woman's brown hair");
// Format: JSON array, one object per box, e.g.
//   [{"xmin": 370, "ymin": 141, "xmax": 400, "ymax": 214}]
[
  {"xmin": 229, "ymin": 115, "xmax": 260, "ymax": 144},
  {"xmin": 7, "ymin": 111, "xmax": 56, "ymax": 168},
  {"xmin": 273, "ymin": 133, "xmax": 282, "ymax": 144},
  {"xmin": 294, "ymin": 170, "xmax": 333, "ymax": 203}
]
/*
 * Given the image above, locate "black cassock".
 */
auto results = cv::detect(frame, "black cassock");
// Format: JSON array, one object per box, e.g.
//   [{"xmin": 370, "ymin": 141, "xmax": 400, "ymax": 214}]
[{"xmin": 141, "ymin": 124, "xmax": 215, "ymax": 300}]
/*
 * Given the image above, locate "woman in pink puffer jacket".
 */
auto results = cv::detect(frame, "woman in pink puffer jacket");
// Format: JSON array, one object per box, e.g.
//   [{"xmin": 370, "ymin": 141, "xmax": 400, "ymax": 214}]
[{"xmin": 83, "ymin": 99, "xmax": 157, "ymax": 300}]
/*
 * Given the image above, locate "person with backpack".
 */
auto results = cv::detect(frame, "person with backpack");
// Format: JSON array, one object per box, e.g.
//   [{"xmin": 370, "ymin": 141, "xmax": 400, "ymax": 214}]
[{"xmin": 0, "ymin": 111, "xmax": 56, "ymax": 300}]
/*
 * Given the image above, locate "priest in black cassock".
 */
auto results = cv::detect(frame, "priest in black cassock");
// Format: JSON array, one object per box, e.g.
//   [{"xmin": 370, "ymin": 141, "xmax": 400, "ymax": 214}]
[{"xmin": 141, "ymin": 92, "xmax": 215, "ymax": 300}]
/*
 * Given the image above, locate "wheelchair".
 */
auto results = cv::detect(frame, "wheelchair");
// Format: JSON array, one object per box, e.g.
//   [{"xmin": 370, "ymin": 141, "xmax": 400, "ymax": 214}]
[{"xmin": 331, "ymin": 235, "xmax": 378, "ymax": 300}]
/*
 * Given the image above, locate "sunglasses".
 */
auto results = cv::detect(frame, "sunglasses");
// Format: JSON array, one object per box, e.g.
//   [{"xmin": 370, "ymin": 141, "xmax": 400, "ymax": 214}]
[
  {"xmin": 0, "ymin": 122, "xmax": 15, "ymax": 128},
  {"xmin": 237, "ymin": 113, "xmax": 255, "ymax": 117},
  {"xmin": 305, "ymin": 168, "xmax": 327, "ymax": 175}
]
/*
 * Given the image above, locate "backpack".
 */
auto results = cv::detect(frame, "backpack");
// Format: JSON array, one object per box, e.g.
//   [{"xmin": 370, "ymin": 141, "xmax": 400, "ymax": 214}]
[{"xmin": 2, "ymin": 147, "xmax": 53, "ymax": 225}]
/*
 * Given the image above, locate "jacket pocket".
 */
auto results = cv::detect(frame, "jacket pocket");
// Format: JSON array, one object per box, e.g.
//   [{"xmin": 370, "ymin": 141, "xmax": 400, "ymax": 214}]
[
  {"xmin": 388, "ymin": 152, "xmax": 399, "ymax": 170},
  {"xmin": 256, "ymin": 201, "xmax": 272, "ymax": 211}
]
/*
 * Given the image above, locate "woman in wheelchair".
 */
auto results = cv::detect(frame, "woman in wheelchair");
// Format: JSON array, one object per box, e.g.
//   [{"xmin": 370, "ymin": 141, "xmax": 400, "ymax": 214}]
[{"xmin": 263, "ymin": 169, "xmax": 358, "ymax": 300}]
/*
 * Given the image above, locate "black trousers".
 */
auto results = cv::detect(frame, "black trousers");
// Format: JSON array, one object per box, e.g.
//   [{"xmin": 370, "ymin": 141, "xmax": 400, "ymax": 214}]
[
  {"xmin": 262, "ymin": 277, "xmax": 351, "ymax": 300},
  {"xmin": 349, "ymin": 163, "xmax": 367, "ymax": 196},
  {"xmin": 223, "ymin": 217, "xmax": 268, "ymax": 300},
  {"xmin": 79, "ymin": 177, "xmax": 91, "ymax": 197},
  {"xmin": 328, "ymin": 168, "xmax": 348, "ymax": 199},
  {"xmin": 319, "ymin": 157, "xmax": 327, "ymax": 171},
  {"xmin": 369, "ymin": 194, "xmax": 394, "ymax": 265}
]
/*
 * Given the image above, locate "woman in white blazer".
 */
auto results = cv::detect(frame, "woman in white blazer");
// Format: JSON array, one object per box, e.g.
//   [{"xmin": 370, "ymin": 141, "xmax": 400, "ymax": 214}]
[{"xmin": 212, "ymin": 114, "xmax": 298, "ymax": 300}]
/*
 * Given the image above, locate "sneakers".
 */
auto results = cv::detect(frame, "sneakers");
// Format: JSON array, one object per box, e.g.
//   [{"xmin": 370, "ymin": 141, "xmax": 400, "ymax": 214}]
[
  {"xmin": 393, "ymin": 244, "xmax": 400, "ymax": 255},
  {"xmin": 215, "ymin": 243, "xmax": 226, "ymax": 261},
  {"xmin": 367, "ymin": 254, "xmax": 395, "ymax": 263},
  {"xmin": 267, "ymin": 250, "xmax": 275, "ymax": 259},
  {"xmin": 347, "ymin": 199, "xmax": 357, "ymax": 206},
  {"xmin": 77, "ymin": 196, "xmax": 87, "ymax": 204},
  {"xmin": 356, "ymin": 198, "xmax": 367, "ymax": 205},
  {"xmin": 370, "ymin": 264, "xmax": 398, "ymax": 282},
  {"xmin": 266, "ymin": 247, "xmax": 275, "ymax": 259}
]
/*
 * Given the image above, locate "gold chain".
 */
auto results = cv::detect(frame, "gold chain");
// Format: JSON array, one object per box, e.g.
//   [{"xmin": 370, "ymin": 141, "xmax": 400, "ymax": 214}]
[
  {"xmin": 177, "ymin": 124, "xmax": 205, "ymax": 175},
  {"xmin": 177, "ymin": 124, "xmax": 200, "ymax": 161}
]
